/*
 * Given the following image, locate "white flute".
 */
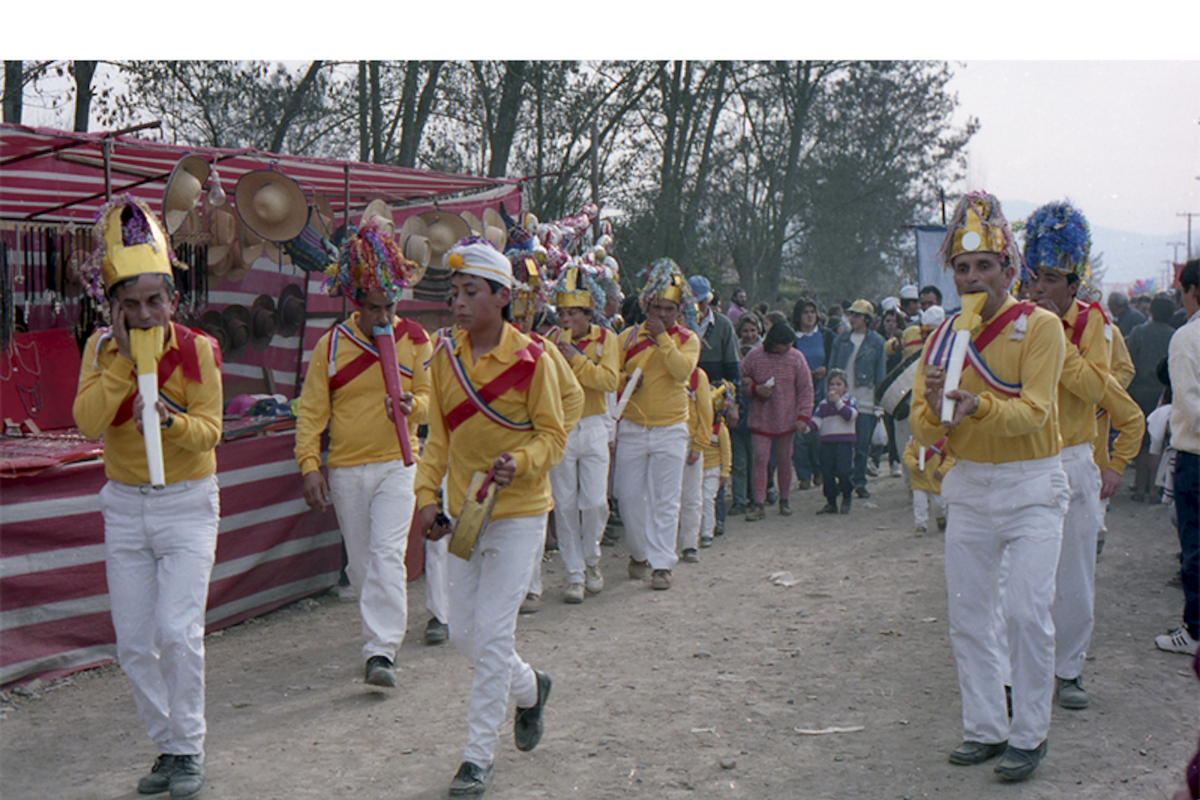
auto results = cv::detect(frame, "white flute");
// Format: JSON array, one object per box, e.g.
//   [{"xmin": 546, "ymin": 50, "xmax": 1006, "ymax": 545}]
[
  {"xmin": 129, "ymin": 327, "xmax": 166, "ymax": 488},
  {"xmin": 939, "ymin": 331, "xmax": 971, "ymax": 426},
  {"xmin": 612, "ymin": 367, "xmax": 643, "ymax": 420}
]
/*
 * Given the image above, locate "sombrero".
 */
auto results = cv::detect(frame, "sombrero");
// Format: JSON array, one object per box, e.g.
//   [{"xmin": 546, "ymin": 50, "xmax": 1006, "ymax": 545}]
[
  {"xmin": 460, "ymin": 210, "xmax": 483, "ymax": 235},
  {"xmin": 397, "ymin": 215, "xmax": 431, "ymax": 285},
  {"xmin": 361, "ymin": 199, "xmax": 395, "ymax": 237},
  {"xmin": 417, "ymin": 210, "xmax": 472, "ymax": 258},
  {"xmin": 235, "ymin": 170, "xmax": 308, "ymax": 243},
  {"xmin": 206, "ymin": 206, "xmax": 239, "ymax": 278},
  {"xmin": 163, "ymin": 155, "xmax": 210, "ymax": 235}
]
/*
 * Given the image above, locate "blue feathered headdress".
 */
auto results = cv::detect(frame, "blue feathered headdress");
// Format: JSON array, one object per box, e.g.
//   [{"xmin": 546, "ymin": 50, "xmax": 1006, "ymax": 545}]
[{"xmin": 1021, "ymin": 200, "xmax": 1098, "ymax": 301}]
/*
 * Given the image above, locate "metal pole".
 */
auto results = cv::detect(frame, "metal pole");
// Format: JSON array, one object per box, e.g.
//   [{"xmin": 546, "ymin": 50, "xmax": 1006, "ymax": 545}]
[{"xmin": 101, "ymin": 139, "xmax": 112, "ymax": 202}]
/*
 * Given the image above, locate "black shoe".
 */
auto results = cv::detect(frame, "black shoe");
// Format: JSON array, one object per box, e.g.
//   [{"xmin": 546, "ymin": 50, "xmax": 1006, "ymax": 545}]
[
  {"xmin": 364, "ymin": 655, "xmax": 396, "ymax": 687},
  {"xmin": 600, "ymin": 528, "xmax": 621, "ymax": 547},
  {"xmin": 425, "ymin": 617, "xmax": 449, "ymax": 645},
  {"xmin": 948, "ymin": 740, "xmax": 1007, "ymax": 766},
  {"xmin": 449, "ymin": 761, "xmax": 494, "ymax": 796},
  {"xmin": 816, "ymin": 503, "xmax": 839, "ymax": 515},
  {"xmin": 766, "ymin": 489, "xmax": 779, "ymax": 505},
  {"xmin": 514, "ymin": 669, "xmax": 552, "ymax": 752},
  {"xmin": 138, "ymin": 754, "xmax": 177, "ymax": 794},
  {"xmin": 168, "ymin": 754, "xmax": 204, "ymax": 800},
  {"xmin": 840, "ymin": 496, "xmax": 852, "ymax": 514},
  {"xmin": 994, "ymin": 740, "xmax": 1048, "ymax": 781},
  {"xmin": 854, "ymin": 486, "xmax": 870, "ymax": 499}
]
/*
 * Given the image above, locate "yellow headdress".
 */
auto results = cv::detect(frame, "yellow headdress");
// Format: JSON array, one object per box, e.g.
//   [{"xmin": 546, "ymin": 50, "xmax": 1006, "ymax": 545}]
[
  {"xmin": 553, "ymin": 262, "xmax": 598, "ymax": 310},
  {"xmin": 93, "ymin": 195, "xmax": 177, "ymax": 294},
  {"xmin": 938, "ymin": 191, "xmax": 1021, "ymax": 270}
]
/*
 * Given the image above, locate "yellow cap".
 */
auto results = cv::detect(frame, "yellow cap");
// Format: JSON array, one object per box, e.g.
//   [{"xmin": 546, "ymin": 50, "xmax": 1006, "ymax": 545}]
[
  {"xmin": 554, "ymin": 264, "xmax": 593, "ymax": 309},
  {"xmin": 97, "ymin": 196, "xmax": 176, "ymax": 291}
]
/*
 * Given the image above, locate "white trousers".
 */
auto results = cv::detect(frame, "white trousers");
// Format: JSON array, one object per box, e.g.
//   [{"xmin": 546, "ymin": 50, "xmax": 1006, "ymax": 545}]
[
  {"xmin": 424, "ymin": 534, "xmax": 450, "ymax": 624},
  {"xmin": 615, "ymin": 420, "xmax": 689, "ymax": 571},
  {"xmin": 448, "ymin": 515, "xmax": 545, "ymax": 766},
  {"xmin": 912, "ymin": 489, "xmax": 947, "ymax": 529},
  {"xmin": 328, "ymin": 459, "xmax": 414, "ymax": 662},
  {"xmin": 942, "ymin": 456, "xmax": 1068, "ymax": 750},
  {"xmin": 700, "ymin": 466, "xmax": 720, "ymax": 540},
  {"xmin": 677, "ymin": 454, "xmax": 704, "ymax": 552},
  {"xmin": 550, "ymin": 415, "xmax": 610, "ymax": 584},
  {"xmin": 101, "ymin": 475, "xmax": 219, "ymax": 756},
  {"xmin": 1052, "ymin": 442, "xmax": 1103, "ymax": 680}
]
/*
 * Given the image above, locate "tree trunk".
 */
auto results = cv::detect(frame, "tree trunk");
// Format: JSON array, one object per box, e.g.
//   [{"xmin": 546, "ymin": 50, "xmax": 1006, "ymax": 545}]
[
  {"xmin": 369, "ymin": 61, "xmax": 382, "ymax": 163},
  {"xmin": 486, "ymin": 61, "xmax": 528, "ymax": 178},
  {"xmin": 4, "ymin": 61, "xmax": 22, "ymax": 123},
  {"xmin": 72, "ymin": 61, "xmax": 97, "ymax": 132},
  {"xmin": 357, "ymin": 61, "xmax": 368, "ymax": 162},
  {"xmin": 269, "ymin": 60, "xmax": 324, "ymax": 153},
  {"xmin": 397, "ymin": 61, "xmax": 443, "ymax": 168}
]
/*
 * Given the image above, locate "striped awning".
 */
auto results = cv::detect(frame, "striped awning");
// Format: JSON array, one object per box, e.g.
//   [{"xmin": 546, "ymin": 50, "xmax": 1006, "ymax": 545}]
[{"xmin": 0, "ymin": 122, "xmax": 522, "ymax": 224}]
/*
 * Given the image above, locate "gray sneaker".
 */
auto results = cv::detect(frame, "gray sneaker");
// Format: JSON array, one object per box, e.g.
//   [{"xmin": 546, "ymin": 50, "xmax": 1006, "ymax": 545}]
[
  {"xmin": 584, "ymin": 564, "xmax": 605, "ymax": 594},
  {"xmin": 1056, "ymin": 676, "xmax": 1089, "ymax": 709},
  {"xmin": 137, "ymin": 754, "xmax": 176, "ymax": 794},
  {"xmin": 168, "ymin": 754, "xmax": 204, "ymax": 800}
]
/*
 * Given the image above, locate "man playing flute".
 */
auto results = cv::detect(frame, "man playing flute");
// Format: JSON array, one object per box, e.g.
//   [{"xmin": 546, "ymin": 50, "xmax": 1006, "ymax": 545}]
[
  {"xmin": 911, "ymin": 192, "xmax": 1068, "ymax": 782},
  {"xmin": 74, "ymin": 195, "xmax": 223, "ymax": 800}
]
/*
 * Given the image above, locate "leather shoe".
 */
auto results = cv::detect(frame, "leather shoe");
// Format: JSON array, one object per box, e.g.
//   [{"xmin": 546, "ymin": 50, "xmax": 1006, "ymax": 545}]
[
  {"xmin": 948, "ymin": 740, "xmax": 1007, "ymax": 765},
  {"xmin": 1056, "ymin": 676, "xmax": 1089, "ymax": 709},
  {"xmin": 449, "ymin": 761, "xmax": 494, "ymax": 796},
  {"xmin": 137, "ymin": 754, "xmax": 176, "ymax": 794},
  {"xmin": 168, "ymin": 754, "xmax": 204, "ymax": 800},
  {"xmin": 994, "ymin": 740, "xmax": 1047, "ymax": 781},
  {"xmin": 364, "ymin": 655, "xmax": 395, "ymax": 687},
  {"xmin": 514, "ymin": 669, "xmax": 552, "ymax": 751}
]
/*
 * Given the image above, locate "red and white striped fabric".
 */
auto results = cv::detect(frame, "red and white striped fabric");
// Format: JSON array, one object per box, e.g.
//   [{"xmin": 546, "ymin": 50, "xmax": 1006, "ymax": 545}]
[{"xmin": 0, "ymin": 434, "xmax": 341, "ymax": 689}]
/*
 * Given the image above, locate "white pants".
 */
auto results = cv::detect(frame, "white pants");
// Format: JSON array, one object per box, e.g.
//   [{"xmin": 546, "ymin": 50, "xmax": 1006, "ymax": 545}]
[
  {"xmin": 550, "ymin": 415, "xmax": 610, "ymax": 584},
  {"xmin": 942, "ymin": 456, "xmax": 1068, "ymax": 750},
  {"xmin": 677, "ymin": 454, "xmax": 704, "ymax": 552},
  {"xmin": 615, "ymin": 420, "xmax": 689, "ymax": 570},
  {"xmin": 101, "ymin": 475, "xmax": 219, "ymax": 756},
  {"xmin": 424, "ymin": 534, "xmax": 450, "ymax": 624},
  {"xmin": 448, "ymin": 515, "xmax": 545, "ymax": 766},
  {"xmin": 912, "ymin": 489, "xmax": 947, "ymax": 529},
  {"xmin": 1052, "ymin": 442, "xmax": 1104, "ymax": 680},
  {"xmin": 700, "ymin": 466, "xmax": 720, "ymax": 541},
  {"xmin": 328, "ymin": 459, "xmax": 414, "ymax": 662}
]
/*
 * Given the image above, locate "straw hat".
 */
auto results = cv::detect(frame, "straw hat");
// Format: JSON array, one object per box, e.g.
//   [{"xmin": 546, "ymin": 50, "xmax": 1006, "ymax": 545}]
[
  {"xmin": 206, "ymin": 206, "xmax": 240, "ymax": 278},
  {"xmin": 418, "ymin": 210, "xmax": 472, "ymax": 258},
  {"xmin": 163, "ymin": 155, "xmax": 210, "ymax": 235},
  {"xmin": 235, "ymin": 170, "xmax": 308, "ymax": 243},
  {"xmin": 222, "ymin": 241, "xmax": 254, "ymax": 284},
  {"xmin": 250, "ymin": 294, "xmax": 278, "ymax": 350},
  {"xmin": 222, "ymin": 305, "xmax": 251, "ymax": 361},
  {"xmin": 460, "ymin": 210, "xmax": 483, "ymax": 235},
  {"xmin": 312, "ymin": 193, "xmax": 336, "ymax": 238},
  {"xmin": 276, "ymin": 283, "xmax": 306, "ymax": 337},
  {"xmin": 397, "ymin": 215, "xmax": 431, "ymax": 285},
  {"xmin": 360, "ymin": 199, "xmax": 395, "ymax": 237}
]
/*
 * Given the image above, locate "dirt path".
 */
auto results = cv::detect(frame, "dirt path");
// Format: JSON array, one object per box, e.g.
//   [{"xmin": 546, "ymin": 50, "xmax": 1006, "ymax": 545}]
[{"xmin": 2, "ymin": 471, "xmax": 1195, "ymax": 799}]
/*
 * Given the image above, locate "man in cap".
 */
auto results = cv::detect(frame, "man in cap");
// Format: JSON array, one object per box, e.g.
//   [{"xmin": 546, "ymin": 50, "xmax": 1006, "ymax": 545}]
[
  {"xmin": 1023, "ymin": 201, "xmax": 1113, "ymax": 712},
  {"xmin": 899, "ymin": 284, "xmax": 921, "ymax": 327},
  {"xmin": 828, "ymin": 299, "xmax": 887, "ymax": 497},
  {"xmin": 547, "ymin": 264, "xmax": 620, "ymax": 603},
  {"xmin": 294, "ymin": 220, "xmax": 430, "ymax": 689},
  {"xmin": 414, "ymin": 238, "xmax": 568, "ymax": 796},
  {"xmin": 615, "ymin": 258, "xmax": 701, "ymax": 590},
  {"xmin": 911, "ymin": 191, "xmax": 1068, "ymax": 781},
  {"xmin": 74, "ymin": 195, "xmax": 223, "ymax": 800}
]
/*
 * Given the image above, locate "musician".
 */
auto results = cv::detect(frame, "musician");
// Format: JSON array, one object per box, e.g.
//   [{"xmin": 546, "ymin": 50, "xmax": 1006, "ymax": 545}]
[
  {"xmin": 73, "ymin": 196, "xmax": 222, "ymax": 800},
  {"xmin": 295, "ymin": 221, "xmax": 429, "ymax": 689},
  {"xmin": 614, "ymin": 258, "xmax": 701, "ymax": 591},
  {"xmin": 414, "ymin": 239, "xmax": 567, "ymax": 797},
  {"xmin": 1023, "ymin": 201, "xmax": 1114, "ymax": 713},
  {"xmin": 547, "ymin": 264, "xmax": 620, "ymax": 603},
  {"xmin": 911, "ymin": 192, "xmax": 1068, "ymax": 782}
]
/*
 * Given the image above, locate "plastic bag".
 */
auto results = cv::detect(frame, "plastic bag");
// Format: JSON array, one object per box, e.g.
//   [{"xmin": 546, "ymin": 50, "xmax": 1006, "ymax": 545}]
[{"xmin": 871, "ymin": 417, "xmax": 888, "ymax": 447}]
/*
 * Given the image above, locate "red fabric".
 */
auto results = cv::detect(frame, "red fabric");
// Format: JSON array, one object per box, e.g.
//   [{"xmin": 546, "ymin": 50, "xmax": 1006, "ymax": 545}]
[
  {"xmin": 444, "ymin": 344, "xmax": 542, "ymax": 432},
  {"xmin": 974, "ymin": 302, "xmax": 1036, "ymax": 353}
]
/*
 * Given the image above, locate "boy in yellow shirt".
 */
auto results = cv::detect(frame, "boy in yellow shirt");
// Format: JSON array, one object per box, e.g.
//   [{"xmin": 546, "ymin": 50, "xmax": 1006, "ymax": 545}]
[
  {"xmin": 677, "ymin": 366, "xmax": 713, "ymax": 563},
  {"xmin": 700, "ymin": 380, "xmax": 736, "ymax": 547},
  {"xmin": 902, "ymin": 436, "xmax": 954, "ymax": 534},
  {"xmin": 294, "ymin": 219, "xmax": 429, "ymax": 689}
]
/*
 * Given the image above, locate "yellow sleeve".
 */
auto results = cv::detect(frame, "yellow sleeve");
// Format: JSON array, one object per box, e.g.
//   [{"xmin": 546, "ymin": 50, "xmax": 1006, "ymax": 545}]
[
  {"xmin": 1061, "ymin": 308, "xmax": 1111, "ymax": 405},
  {"xmin": 551, "ymin": 346, "xmax": 584, "ymax": 431},
  {"xmin": 691, "ymin": 371, "xmax": 713, "ymax": 453},
  {"xmin": 569, "ymin": 336, "xmax": 621, "ymax": 394},
  {"xmin": 658, "ymin": 330, "xmax": 701, "ymax": 382},
  {"xmin": 294, "ymin": 335, "xmax": 333, "ymax": 476},
  {"xmin": 414, "ymin": 349, "xmax": 450, "ymax": 511},
  {"xmin": 972, "ymin": 312, "xmax": 1065, "ymax": 438},
  {"xmin": 73, "ymin": 332, "xmax": 136, "ymax": 440},
  {"xmin": 902, "ymin": 439, "xmax": 919, "ymax": 472},
  {"xmin": 163, "ymin": 335, "xmax": 222, "ymax": 453},
  {"xmin": 404, "ymin": 334, "xmax": 434, "ymax": 427},
  {"xmin": 1109, "ymin": 330, "xmax": 1135, "ymax": 390},
  {"xmin": 1100, "ymin": 375, "xmax": 1145, "ymax": 474},
  {"xmin": 510, "ymin": 352, "xmax": 569, "ymax": 481},
  {"xmin": 719, "ymin": 422, "xmax": 731, "ymax": 476}
]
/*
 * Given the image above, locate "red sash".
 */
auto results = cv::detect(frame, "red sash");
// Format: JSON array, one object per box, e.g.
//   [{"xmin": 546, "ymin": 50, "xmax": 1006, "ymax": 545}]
[
  {"xmin": 111, "ymin": 324, "xmax": 217, "ymax": 427},
  {"xmin": 443, "ymin": 341, "xmax": 544, "ymax": 432},
  {"xmin": 328, "ymin": 320, "xmax": 423, "ymax": 392},
  {"xmin": 1066, "ymin": 300, "xmax": 1106, "ymax": 348},
  {"xmin": 973, "ymin": 301, "xmax": 1036, "ymax": 353}
]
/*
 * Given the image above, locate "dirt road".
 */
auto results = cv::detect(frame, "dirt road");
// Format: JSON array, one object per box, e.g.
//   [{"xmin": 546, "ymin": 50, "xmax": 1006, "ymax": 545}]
[{"xmin": 2, "ymin": 471, "xmax": 1194, "ymax": 799}]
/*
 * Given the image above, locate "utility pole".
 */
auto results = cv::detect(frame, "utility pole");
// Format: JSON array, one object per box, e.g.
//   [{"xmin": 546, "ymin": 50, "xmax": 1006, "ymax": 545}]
[
  {"xmin": 1168, "ymin": 241, "xmax": 1186, "ymax": 263},
  {"xmin": 1178, "ymin": 212, "xmax": 1198, "ymax": 259}
]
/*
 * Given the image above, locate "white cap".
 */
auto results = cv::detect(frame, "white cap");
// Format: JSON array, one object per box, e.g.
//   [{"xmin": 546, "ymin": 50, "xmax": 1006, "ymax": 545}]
[
  {"xmin": 899, "ymin": 284, "xmax": 920, "ymax": 300},
  {"xmin": 921, "ymin": 305, "xmax": 946, "ymax": 328},
  {"xmin": 445, "ymin": 239, "xmax": 512, "ymax": 287},
  {"xmin": 880, "ymin": 296, "xmax": 900, "ymax": 313}
]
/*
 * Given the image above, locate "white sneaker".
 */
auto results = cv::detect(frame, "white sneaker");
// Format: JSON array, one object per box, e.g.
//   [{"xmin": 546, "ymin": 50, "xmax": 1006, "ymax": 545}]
[
  {"xmin": 519, "ymin": 593, "xmax": 542, "ymax": 614},
  {"xmin": 584, "ymin": 564, "xmax": 604, "ymax": 594},
  {"xmin": 890, "ymin": 463, "xmax": 903, "ymax": 478},
  {"xmin": 564, "ymin": 583, "xmax": 585, "ymax": 604},
  {"xmin": 1155, "ymin": 627, "xmax": 1199, "ymax": 655}
]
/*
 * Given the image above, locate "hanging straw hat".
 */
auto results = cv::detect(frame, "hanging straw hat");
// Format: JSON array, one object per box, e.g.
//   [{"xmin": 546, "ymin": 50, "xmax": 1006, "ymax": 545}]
[
  {"xmin": 460, "ymin": 210, "xmax": 483, "ymax": 235},
  {"xmin": 235, "ymin": 170, "xmax": 308, "ymax": 243},
  {"xmin": 360, "ymin": 199, "xmax": 395, "ymax": 237},
  {"xmin": 163, "ymin": 155, "xmax": 210, "ymax": 235},
  {"xmin": 276, "ymin": 283, "xmax": 306, "ymax": 337},
  {"xmin": 222, "ymin": 305, "xmax": 251, "ymax": 361},
  {"xmin": 312, "ymin": 193, "xmax": 337, "ymax": 238},
  {"xmin": 206, "ymin": 206, "xmax": 240, "ymax": 278},
  {"xmin": 395, "ymin": 216, "xmax": 431, "ymax": 287},
  {"xmin": 249, "ymin": 294, "xmax": 278, "ymax": 350},
  {"xmin": 418, "ymin": 210, "xmax": 472, "ymax": 259}
]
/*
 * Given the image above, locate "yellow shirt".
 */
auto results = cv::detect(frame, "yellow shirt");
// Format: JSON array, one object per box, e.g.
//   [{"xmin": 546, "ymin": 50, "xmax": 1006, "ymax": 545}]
[
  {"xmin": 703, "ymin": 419, "xmax": 732, "ymax": 475},
  {"xmin": 1058, "ymin": 300, "xmax": 1112, "ymax": 448},
  {"xmin": 685, "ymin": 368, "xmax": 714, "ymax": 453},
  {"xmin": 902, "ymin": 437, "xmax": 956, "ymax": 493},
  {"xmin": 1093, "ymin": 374, "xmax": 1145, "ymax": 474},
  {"xmin": 554, "ymin": 324, "xmax": 621, "ymax": 419},
  {"xmin": 74, "ymin": 323, "xmax": 223, "ymax": 486},
  {"xmin": 295, "ymin": 313, "xmax": 432, "ymax": 475},
  {"xmin": 530, "ymin": 331, "xmax": 584, "ymax": 432},
  {"xmin": 414, "ymin": 323, "xmax": 567, "ymax": 520},
  {"xmin": 1093, "ymin": 330, "xmax": 1136, "ymax": 468},
  {"xmin": 618, "ymin": 323, "xmax": 701, "ymax": 427},
  {"xmin": 912, "ymin": 296, "xmax": 1065, "ymax": 464},
  {"xmin": 886, "ymin": 325, "xmax": 925, "ymax": 359},
  {"xmin": 1109, "ymin": 327, "xmax": 1134, "ymax": 389}
]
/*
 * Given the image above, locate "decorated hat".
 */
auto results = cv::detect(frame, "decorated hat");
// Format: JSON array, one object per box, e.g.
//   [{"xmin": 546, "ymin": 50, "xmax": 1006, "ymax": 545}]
[
  {"xmin": 553, "ymin": 261, "xmax": 605, "ymax": 310},
  {"xmin": 82, "ymin": 194, "xmax": 179, "ymax": 302},
  {"xmin": 276, "ymin": 283, "xmax": 306, "ymax": 338},
  {"xmin": 847, "ymin": 299, "xmax": 874, "ymax": 318},
  {"xmin": 250, "ymin": 295, "xmax": 278, "ymax": 350},
  {"xmin": 921, "ymin": 305, "xmax": 946, "ymax": 329},
  {"xmin": 235, "ymin": 169, "xmax": 308, "ymax": 243},
  {"xmin": 712, "ymin": 379, "xmax": 737, "ymax": 417},
  {"xmin": 880, "ymin": 296, "xmax": 900, "ymax": 313},
  {"xmin": 163, "ymin": 155, "xmax": 210, "ymax": 235},
  {"xmin": 323, "ymin": 219, "xmax": 418, "ymax": 301},
  {"xmin": 1021, "ymin": 200, "xmax": 1098, "ymax": 302},
  {"xmin": 446, "ymin": 237, "xmax": 514, "ymax": 288},
  {"xmin": 509, "ymin": 251, "xmax": 546, "ymax": 320},
  {"xmin": 639, "ymin": 258, "xmax": 697, "ymax": 330},
  {"xmin": 938, "ymin": 191, "xmax": 1022, "ymax": 270}
]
